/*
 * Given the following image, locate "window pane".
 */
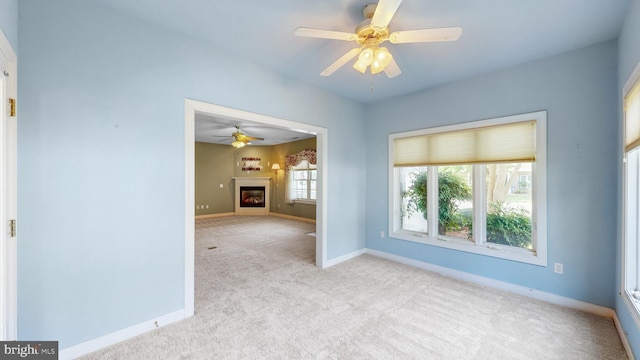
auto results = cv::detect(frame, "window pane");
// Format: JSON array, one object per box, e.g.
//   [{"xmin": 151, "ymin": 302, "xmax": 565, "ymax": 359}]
[
  {"xmin": 311, "ymin": 170, "xmax": 317, "ymax": 180},
  {"xmin": 296, "ymin": 179, "xmax": 308, "ymax": 199},
  {"xmin": 310, "ymin": 179, "xmax": 317, "ymax": 200},
  {"xmin": 626, "ymin": 149, "xmax": 640, "ymax": 292},
  {"xmin": 437, "ymin": 165, "xmax": 473, "ymax": 240},
  {"xmin": 294, "ymin": 170, "xmax": 308, "ymax": 180},
  {"xmin": 485, "ymin": 163, "xmax": 533, "ymax": 249},
  {"xmin": 399, "ymin": 166, "xmax": 429, "ymax": 232}
]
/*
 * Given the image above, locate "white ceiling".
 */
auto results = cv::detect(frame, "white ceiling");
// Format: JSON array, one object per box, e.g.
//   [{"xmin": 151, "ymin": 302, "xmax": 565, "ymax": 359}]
[
  {"xmin": 93, "ymin": 0, "xmax": 629, "ymax": 142},
  {"xmin": 195, "ymin": 112, "xmax": 315, "ymax": 146}
]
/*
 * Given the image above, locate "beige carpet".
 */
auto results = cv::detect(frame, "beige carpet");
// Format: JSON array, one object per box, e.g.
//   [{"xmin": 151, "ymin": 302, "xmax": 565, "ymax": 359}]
[{"xmin": 82, "ymin": 216, "xmax": 627, "ymax": 359}]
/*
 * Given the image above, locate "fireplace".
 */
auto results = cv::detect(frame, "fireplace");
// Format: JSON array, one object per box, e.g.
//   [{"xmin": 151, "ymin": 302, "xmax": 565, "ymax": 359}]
[
  {"xmin": 233, "ymin": 177, "xmax": 271, "ymax": 215},
  {"xmin": 240, "ymin": 186, "xmax": 265, "ymax": 207}
]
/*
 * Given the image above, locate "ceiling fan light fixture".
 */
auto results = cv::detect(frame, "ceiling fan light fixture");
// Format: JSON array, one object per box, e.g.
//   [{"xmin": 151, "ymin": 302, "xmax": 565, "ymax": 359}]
[
  {"xmin": 353, "ymin": 59, "xmax": 368, "ymax": 73},
  {"xmin": 374, "ymin": 47, "xmax": 392, "ymax": 67},
  {"xmin": 231, "ymin": 140, "xmax": 246, "ymax": 148},
  {"xmin": 358, "ymin": 47, "xmax": 374, "ymax": 66},
  {"xmin": 370, "ymin": 59, "xmax": 384, "ymax": 74},
  {"xmin": 370, "ymin": 47, "xmax": 392, "ymax": 74}
]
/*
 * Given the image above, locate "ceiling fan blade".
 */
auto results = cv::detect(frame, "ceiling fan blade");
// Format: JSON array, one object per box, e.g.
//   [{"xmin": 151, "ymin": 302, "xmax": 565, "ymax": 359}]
[
  {"xmin": 294, "ymin": 28, "xmax": 357, "ymax": 41},
  {"xmin": 320, "ymin": 48, "xmax": 362, "ymax": 76},
  {"xmin": 370, "ymin": 0, "xmax": 403, "ymax": 29},
  {"xmin": 389, "ymin": 27, "xmax": 462, "ymax": 44},
  {"xmin": 242, "ymin": 135, "xmax": 264, "ymax": 141},
  {"xmin": 384, "ymin": 57, "xmax": 402, "ymax": 78}
]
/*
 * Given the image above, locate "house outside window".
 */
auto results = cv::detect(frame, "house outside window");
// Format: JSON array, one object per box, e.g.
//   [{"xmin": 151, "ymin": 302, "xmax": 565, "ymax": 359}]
[
  {"xmin": 389, "ymin": 111, "xmax": 547, "ymax": 266},
  {"xmin": 623, "ymin": 64, "xmax": 640, "ymax": 326}
]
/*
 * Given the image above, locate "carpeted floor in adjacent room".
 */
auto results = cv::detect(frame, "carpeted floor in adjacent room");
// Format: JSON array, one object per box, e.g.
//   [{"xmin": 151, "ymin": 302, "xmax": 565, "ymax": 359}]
[{"xmin": 82, "ymin": 215, "xmax": 628, "ymax": 359}]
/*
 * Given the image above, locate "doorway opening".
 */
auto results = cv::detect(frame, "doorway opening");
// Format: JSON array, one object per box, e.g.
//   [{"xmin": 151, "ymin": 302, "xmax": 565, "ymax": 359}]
[{"xmin": 183, "ymin": 99, "xmax": 328, "ymax": 316}]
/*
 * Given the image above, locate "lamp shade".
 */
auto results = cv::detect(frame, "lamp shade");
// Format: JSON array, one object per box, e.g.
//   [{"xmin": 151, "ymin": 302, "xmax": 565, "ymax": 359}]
[
  {"xmin": 271, "ymin": 163, "xmax": 281, "ymax": 170},
  {"xmin": 358, "ymin": 47, "xmax": 374, "ymax": 66},
  {"xmin": 353, "ymin": 60, "xmax": 368, "ymax": 73}
]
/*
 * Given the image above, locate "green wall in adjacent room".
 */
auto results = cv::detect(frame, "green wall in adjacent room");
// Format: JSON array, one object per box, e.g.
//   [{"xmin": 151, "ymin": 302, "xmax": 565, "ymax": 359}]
[
  {"xmin": 195, "ymin": 142, "xmax": 235, "ymax": 215},
  {"xmin": 272, "ymin": 137, "xmax": 317, "ymax": 220},
  {"xmin": 195, "ymin": 137, "xmax": 317, "ymax": 219}
]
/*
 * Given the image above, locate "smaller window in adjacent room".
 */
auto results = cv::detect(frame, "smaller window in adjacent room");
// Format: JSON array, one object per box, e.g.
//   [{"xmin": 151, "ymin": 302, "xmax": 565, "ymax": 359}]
[
  {"xmin": 389, "ymin": 111, "xmax": 547, "ymax": 266},
  {"xmin": 623, "ymin": 64, "xmax": 640, "ymax": 326},
  {"xmin": 284, "ymin": 149, "xmax": 317, "ymax": 204},
  {"xmin": 289, "ymin": 160, "xmax": 317, "ymax": 202}
]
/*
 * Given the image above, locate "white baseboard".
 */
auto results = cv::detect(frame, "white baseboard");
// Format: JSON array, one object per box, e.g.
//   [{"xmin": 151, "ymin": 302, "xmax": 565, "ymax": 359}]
[
  {"xmin": 365, "ymin": 249, "xmax": 615, "ymax": 318},
  {"xmin": 59, "ymin": 309, "xmax": 187, "ymax": 360},
  {"xmin": 195, "ymin": 212, "xmax": 234, "ymax": 220},
  {"xmin": 613, "ymin": 312, "xmax": 636, "ymax": 360},
  {"xmin": 323, "ymin": 249, "xmax": 367, "ymax": 268},
  {"xmin": 269, "ymin": 212, "xmax": 316, "ymax": 224}
]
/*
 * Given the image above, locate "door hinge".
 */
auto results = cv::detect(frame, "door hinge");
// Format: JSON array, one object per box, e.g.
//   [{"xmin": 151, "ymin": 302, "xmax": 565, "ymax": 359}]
[
  {"xmin": 9, "ymin": 219, "xmax": 16, "ymax": 238},
  {"xmin": 9, "ymin": 98, "xmax": 16, "ymax": 117}
]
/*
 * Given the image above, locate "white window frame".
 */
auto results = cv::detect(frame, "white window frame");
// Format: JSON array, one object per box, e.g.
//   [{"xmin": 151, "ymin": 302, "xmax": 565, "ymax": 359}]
[
  {"xmin": 288, "ymin": 160, "xmax": 317, "ymax": 204},
  {"xmin": 388, "ymin": 111, "xmax": 547, "ymax": 266},
  {"xmin": 622, "ymin": 61, "xmax": 640, "ymax": 328}
]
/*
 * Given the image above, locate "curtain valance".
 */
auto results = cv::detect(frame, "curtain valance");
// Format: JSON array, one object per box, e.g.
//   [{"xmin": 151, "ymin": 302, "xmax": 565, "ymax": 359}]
[{"xmin": 285, "ymin": 150, "xmax": 316, "ymax": 172}]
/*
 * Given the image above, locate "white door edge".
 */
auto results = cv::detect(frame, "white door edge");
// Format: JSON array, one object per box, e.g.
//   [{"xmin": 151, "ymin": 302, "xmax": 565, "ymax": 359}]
[{"xmin": 0, "ymin": 29, "xmax": 18, "ymax": 341}]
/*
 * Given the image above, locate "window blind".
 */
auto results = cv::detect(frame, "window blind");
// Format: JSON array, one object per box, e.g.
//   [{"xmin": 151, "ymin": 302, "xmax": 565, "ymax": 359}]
[
  {"xmin": 393, "ymin": 120, "xmax": 536, "ymax": 166},
  {"xmin": 625, "ymin": 80, "xmax": 640, "ymax": 153}
]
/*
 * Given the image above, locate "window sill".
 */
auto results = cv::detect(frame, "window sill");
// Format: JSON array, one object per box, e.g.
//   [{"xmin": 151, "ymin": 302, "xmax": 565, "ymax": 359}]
[
  {"xmin": 293, "ymin": 199, "xmax": 316, "ymax": 205},
  {"xmin": 390, "ymin": 229, "xmax": 546, "ymax": 266}
]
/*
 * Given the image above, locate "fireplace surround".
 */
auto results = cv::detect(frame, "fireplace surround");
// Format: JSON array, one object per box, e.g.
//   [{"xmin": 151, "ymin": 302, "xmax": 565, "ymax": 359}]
[{"xmin": 233, "ymin": 177, "xmax": 271, "ymax": 215}]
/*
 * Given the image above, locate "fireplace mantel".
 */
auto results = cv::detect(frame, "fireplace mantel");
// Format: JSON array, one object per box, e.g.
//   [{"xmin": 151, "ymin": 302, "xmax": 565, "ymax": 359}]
[{"xmin": 232, "ymin": 177, "xmax": 271, "ymax": 216}]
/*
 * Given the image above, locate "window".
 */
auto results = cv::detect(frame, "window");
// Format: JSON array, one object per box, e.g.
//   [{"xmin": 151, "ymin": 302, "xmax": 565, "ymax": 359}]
[
  {"xmin": 623, "ymin": 64, "xmax": 640, "ymax": 325},
  {"xmin": 287, "ymin": 160, "xmax": 317, "ymax": 203},
  {"xmin": 389, "ymin": 111, "xmax": 547, "ymax": 265}
]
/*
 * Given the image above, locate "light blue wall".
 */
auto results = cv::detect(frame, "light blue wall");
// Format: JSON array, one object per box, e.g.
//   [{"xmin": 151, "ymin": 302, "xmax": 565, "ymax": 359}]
[
  {"xmin": 18, "ymin": 0, "xmax": 365, "ymax": 348},
  {"xmin": 365, "ymin": 41, "xmax": 618, "ymax": 307},
  {"xmin": 0, "ymin": 0, "xmax": 17, "ymax": 49},
  {"xmin": 617, "ymin": 0, "xmax": 640, "ymax": 356}
]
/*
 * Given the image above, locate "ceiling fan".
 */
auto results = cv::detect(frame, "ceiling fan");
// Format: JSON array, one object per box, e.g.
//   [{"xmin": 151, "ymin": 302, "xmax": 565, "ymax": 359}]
[
  {"xmin": 294, "ymin": 0, "xmax": 462, "ymax": 78},
  {"xmin": 212, "ymin": 126, "xmax": 264, "ymax": 148}
]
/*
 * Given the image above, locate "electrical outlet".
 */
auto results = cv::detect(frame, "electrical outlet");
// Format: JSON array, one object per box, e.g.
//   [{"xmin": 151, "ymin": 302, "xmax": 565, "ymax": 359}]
[
  {"xmin": 205, "ymin": 205, "xmax": 209, "ymax": 209},
  {"xmin": 219, "ymin": 184, "xmax": 223, "ymax": 188},
  {"xmin": 554, "ymin": 263, "xmax": 564, "ymax": 274},
  {"xmin": 380, "ymin": 230, "xmax": 385, "ymax": 238}
]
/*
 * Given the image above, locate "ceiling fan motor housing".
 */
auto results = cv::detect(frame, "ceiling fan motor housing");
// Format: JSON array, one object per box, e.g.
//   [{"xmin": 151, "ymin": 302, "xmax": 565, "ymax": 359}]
[{"xmin": 356, "ymin": 4, "xmax": 390, "ymax": 45}]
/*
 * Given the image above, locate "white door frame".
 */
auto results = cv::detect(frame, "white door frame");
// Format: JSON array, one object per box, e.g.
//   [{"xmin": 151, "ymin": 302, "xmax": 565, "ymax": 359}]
[
  {"xmin": 183, "ymin": 99, "xmax": 328, "ymax": 316},
  {"xmin": 0, "ymin": 29, "xmax": 18, "ymax": 340}
]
